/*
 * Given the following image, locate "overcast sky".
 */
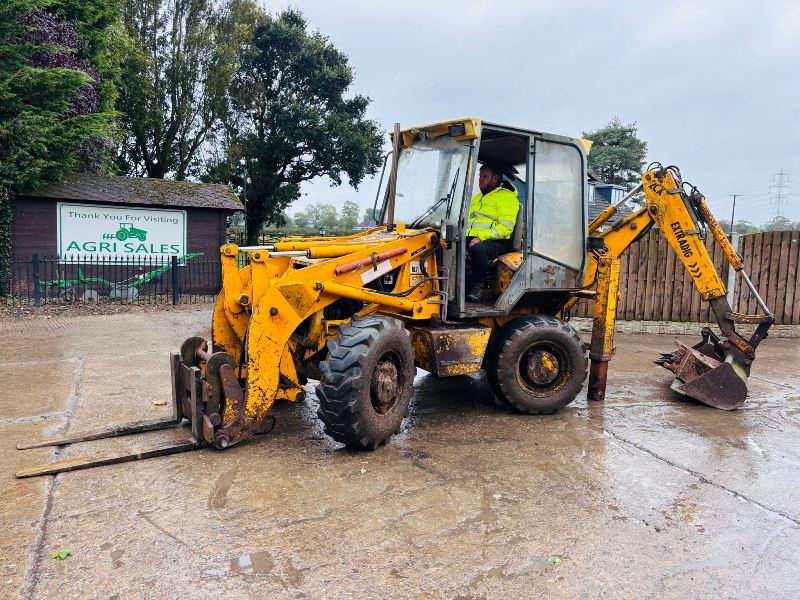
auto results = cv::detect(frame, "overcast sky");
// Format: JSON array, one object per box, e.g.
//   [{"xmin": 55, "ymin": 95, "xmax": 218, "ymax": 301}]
[{"xmin": 276, "ymin": 0, "xmax": 800, "ymax": 225}]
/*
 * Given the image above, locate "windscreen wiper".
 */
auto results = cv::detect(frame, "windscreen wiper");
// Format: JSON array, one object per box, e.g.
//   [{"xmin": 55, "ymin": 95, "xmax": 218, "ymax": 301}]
[{"xmin": 410, "ymin": 167, "xmax": 460, "ymax": 228}]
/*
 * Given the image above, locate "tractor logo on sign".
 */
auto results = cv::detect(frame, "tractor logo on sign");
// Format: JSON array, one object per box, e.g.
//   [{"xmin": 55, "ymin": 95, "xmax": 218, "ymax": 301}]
[{"xmin": 103, "ymin": 223, "xmax": 148, "ymax": 242}]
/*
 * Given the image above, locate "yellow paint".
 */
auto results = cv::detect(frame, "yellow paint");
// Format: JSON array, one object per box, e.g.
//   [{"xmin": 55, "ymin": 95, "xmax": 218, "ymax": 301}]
[
  {"xmin": 408, "ymin": 326, "xmax": 491, "ymax": 377},
  {"xmin": 540, "ymin": 352, "xmax": 559, "ymax": 375},
  {"xmin": 394, "ymin": 118, "xmax": 482, "ymax": 147},
  {"xmin": 642, "ymin": 169, "xmax": 726, "ymax": 301},
  {"xmin": 576, "ymin": 138, "xmax": 593, "ymax": 154},
  {"xmin": 211, "ymin": 226, "xmax": 443, "ymax": 433},
  {"xmin": 589, "ymin": 258, "xmax": 620, "ymax": 361},
  {"xmin": 279, "ymin": 282, "xmax": 322, "ymax": 316},
  {"xmin": 562, "ymin": 163, "xmax": 753, "ymax": 383},
  {"xmin": 694, "ymin": 193, "xmax": 743, "ymax": 271},
  {"xmin": 494, "ymin": 251, "xmax": 523, "ymax": 296}
]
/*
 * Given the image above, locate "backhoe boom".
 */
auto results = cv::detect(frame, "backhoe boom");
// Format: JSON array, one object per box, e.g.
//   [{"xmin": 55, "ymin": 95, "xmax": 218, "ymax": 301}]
[{"xmin": 581, "ymin": 166, "xmax": 773, "ymax": 408}]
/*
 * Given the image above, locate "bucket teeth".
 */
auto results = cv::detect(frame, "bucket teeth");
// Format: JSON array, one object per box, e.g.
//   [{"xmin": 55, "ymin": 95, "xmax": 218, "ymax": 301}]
[{"xmin": 654, "ymin": 351, "xmax": 676, "ymax": 366}]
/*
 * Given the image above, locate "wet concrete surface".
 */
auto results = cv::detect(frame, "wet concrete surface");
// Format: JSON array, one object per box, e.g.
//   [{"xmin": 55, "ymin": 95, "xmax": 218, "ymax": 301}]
[{"xmin": 1, "ymin": 306, "xmax": 799, "ymax": 598}]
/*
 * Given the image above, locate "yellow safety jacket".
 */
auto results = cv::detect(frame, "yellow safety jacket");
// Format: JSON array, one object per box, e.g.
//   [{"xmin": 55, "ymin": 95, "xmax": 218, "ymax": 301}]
[{"xmin": 466, "ymin": 181, "xmax": 519, "ymax": 241}]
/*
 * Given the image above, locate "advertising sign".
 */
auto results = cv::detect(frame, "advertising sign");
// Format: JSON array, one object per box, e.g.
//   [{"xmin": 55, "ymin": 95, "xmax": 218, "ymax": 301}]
[{"xmin": 57, "ymin": 203, "xmax": 186, "ymax": 261}]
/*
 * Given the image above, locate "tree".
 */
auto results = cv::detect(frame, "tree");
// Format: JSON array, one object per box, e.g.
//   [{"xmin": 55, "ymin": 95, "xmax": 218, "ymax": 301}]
[
  {"xmin": 734, "ymin": 220, "xmax": 761, "ymax": 234},
  {"xmin": 225, "ymin": 9, "xmax": 383, "ymax": 244},
  {"xmin": 302, "ymin": 203, "xmax": 339, "ymax": 229},
  {"xmin": 339, "ymin": 200, "xmax": 359, "ymax": 230},
  {"xmin": 584, "ymin": 117, "xmax": 648, "ymax": 189},
  {"xmin": 763, "ymin": 215, "xmax": 799, "ymax": 231},
  {"xmin": 293, "ymin": 209, "xmax": 309, "ymax": 229},
  {"xmin": 116, "ymin": 0, "xmax": 254, "ymax": 180},
  {"xmin": 0, "ymin": 1, "xmax": 118, "ymax": 292},
  {"xmin": 362, "ymin": 207, "xmax": 379, "ymax": 226}
]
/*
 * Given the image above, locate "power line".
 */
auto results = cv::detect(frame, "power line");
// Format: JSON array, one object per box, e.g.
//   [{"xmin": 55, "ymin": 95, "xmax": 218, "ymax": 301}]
[{"xmin": 728, "ymin": 179, "xmax": 776, "ymax": 194}]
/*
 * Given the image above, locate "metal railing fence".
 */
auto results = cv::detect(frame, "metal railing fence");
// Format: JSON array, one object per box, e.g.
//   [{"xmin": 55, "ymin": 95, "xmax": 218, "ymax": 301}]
[{"xmin": 5, "ymin": 254, "xmax": 222, "ymax": 306}]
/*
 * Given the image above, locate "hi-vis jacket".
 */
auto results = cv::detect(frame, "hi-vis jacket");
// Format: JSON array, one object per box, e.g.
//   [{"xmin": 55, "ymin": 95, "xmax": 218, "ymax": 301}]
[{"xmin": 466, "ymin": 181, "xmax": 519, "ymax": 241}]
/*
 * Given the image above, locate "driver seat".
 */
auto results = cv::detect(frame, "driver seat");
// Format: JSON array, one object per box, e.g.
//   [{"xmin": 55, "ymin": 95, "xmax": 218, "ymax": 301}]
[{"xmin": 493, "ymin": 204, "xmax": 524, "ymax": 297}]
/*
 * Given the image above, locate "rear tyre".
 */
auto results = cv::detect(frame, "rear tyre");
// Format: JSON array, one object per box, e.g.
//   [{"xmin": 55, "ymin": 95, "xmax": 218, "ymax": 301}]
[
  {"xmin": 316, "ymin": 316, "xmax": 415, "ymax": 450},
  {"xmin": 485, "ymin": 334, "xmax": 514, "ymax": 409},
  {"xmin": 492, "ymin": 315, "xmax": 587, "ymax": 414}
]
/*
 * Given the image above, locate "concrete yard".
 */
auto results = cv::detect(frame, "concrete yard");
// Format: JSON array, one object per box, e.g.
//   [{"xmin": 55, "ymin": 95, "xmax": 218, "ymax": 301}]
[{"xmin": 1, "ymin": 306, "xmax": 799, "ymax": 599}]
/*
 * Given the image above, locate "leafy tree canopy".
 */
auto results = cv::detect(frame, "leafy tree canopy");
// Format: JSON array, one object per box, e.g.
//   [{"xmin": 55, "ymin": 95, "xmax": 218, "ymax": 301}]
[
  {"xmin": 294, "ymin": 203, "xmax": 340, "ymax": 230},
  {"xmin": 339, "ymin": 200, "xmax": 359, "ymax": 230},
  {"xmin": 117, "ymin": 0, "xmax": 256, "ymax": 180},
  {"xmin": 763, "ymin": 215, "xmax": 799, "ymax": 231},
  {"xmin": 0, "ymin": 0, "xmax": 118, "ymax": 192},
  {"xmin": 0, "ymin": 0, "xmax": 119, "ymax": 293},
  {"xmin": 719, "ymin": 219, "xmax": 763, "ymax": 235},
  {"xmin": 216, "ymin": 9, "xmax": 383, "ymax": 244},
  {"xmin": 362, "ymin": 207, "xmax": 379, "ymax": 226},
  {"xmin": 584, "ymin": 117, "xmax": 647, "ymax": 189}
]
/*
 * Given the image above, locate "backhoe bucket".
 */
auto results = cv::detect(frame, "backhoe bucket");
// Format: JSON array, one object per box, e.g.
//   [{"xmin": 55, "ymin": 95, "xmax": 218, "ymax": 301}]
[{"xmin": 655, "ymin": 337, "xmax": 748, "ymax": 410}]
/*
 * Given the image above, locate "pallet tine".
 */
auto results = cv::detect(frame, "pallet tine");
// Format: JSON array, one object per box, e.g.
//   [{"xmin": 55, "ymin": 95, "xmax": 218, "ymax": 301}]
[
  {"xmin": 15, "ymin": 437, "xmax": 201, "ymax": 478},
  {"xmin": 15, "ymin": 418, "xmax": 185, "ymax": 450},
  {"xmin": 15, "ymin": 352, "xmax": 209, "ymax": 478},
  {"xmin": 17, "ymin": 352, "xmax": 188, "ymax": 451}
]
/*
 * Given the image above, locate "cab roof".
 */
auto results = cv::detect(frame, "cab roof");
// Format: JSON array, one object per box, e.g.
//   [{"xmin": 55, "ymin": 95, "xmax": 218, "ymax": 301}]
[{"xmin": 392, "ymin": 117, "xmax": 592, "ymax": 154}]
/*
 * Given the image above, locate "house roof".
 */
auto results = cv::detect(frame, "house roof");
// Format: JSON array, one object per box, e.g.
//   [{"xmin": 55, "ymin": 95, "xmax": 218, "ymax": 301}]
[
  {"xmin": 23, "ymin": 173, "xmax": 243, "ymax": 211},
  {"xmin": 588, "ymin": 190, "xmax": 632, "ymax": 227}
]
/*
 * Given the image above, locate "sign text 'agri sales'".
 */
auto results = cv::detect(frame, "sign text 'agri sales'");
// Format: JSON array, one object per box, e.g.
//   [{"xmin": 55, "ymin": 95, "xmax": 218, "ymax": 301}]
[{"xmin": 58, "ymin": 203, "xmax": 187, "ymax": 261}]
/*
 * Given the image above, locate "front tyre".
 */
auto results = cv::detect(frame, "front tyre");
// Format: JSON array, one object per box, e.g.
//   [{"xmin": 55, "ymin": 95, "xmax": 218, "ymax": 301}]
[
  {"xmin": 316, "ymin": 316, "xmax": 415, "ymax": 449},
  {"xmin": 493, "ymin": 315, "xmax": 587, "ymax": 414}
]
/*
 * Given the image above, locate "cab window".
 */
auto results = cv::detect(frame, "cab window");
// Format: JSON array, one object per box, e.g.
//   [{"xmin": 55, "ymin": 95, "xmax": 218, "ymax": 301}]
[{"xmin": 531, "ymin": 140, "xmax": 585, "ymax": 270}]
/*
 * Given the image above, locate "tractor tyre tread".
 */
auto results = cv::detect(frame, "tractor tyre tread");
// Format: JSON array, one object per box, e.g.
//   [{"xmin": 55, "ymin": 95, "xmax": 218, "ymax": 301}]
[
  {"xmin": 485, "ymin": 333, "xmax": 514, "ymax": 409},
  {"xmin": 494, "ymin": 315, "xmax": 587, "ymax": 415},
  {"xmin": 316, "ymin": 316, "xmax": 414, "ymax": 450}
]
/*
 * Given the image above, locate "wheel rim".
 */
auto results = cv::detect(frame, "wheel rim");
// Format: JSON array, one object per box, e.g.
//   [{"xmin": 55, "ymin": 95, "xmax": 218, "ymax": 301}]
[
  {"xmin": 516, "ymin": 342, "xmax": 571, "ymax": 397},
  {"xmin": 370, "ymin": 352, "xmax": 401, "ymax": 414}
]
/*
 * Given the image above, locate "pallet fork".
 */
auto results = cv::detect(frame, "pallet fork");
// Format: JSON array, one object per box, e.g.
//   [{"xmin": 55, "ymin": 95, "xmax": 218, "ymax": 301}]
[{"xmin": 15, "ymin": 348, "xmax": 225, "ymax": 478}]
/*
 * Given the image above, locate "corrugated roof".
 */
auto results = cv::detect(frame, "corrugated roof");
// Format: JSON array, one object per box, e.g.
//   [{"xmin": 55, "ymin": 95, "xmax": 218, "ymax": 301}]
[{"xmin": 23, "ymin": 173, "xmax": 243, "ymax": 211}]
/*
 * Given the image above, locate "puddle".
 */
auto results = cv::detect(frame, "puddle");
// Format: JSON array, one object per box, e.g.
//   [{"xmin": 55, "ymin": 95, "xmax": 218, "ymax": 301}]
[
  {"xmin": 507, "ymin": 555, "xmax": 565, "ymax": 577},
  {"xmin": 208, "ymin": 468, "xmax": 239, "ymax": 509},
  {"xmin": 229, "ymin": 551, "xmax": 274, "ymax": 575},
  {"xmin": 203, "ymin": 568, "xmax": 227, "ymax": 578},
  {"xmin": 283, "ymin": 557, "xmax": 302, "ymax": 587}
]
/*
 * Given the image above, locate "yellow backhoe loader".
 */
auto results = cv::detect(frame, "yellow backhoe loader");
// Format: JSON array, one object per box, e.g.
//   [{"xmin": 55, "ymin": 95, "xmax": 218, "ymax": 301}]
[{"xmin": 16, "ymin": 118, "xmax": 774, "ymax": 478}]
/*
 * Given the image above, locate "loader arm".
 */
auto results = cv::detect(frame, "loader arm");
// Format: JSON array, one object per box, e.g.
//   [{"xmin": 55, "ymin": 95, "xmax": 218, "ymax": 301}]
[
  {"xmin": 576, "ymin": 166, "xmax": 773, "ymax": 409},
  {"xmin": 204, "ymin": 227, "xmax": 443, "ymax": 449}
]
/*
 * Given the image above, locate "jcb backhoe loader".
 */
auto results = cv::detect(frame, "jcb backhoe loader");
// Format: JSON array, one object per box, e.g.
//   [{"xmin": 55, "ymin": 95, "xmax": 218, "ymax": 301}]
[{"xmin": 16, "ymin": 118, "xmax": 773, "ymax": 478}]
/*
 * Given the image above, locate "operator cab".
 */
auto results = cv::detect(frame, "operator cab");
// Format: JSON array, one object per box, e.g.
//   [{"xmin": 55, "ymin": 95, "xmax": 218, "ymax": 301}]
[{"xmin": 375, "ymin": 118, "xmax": 588, "ymax": 319}]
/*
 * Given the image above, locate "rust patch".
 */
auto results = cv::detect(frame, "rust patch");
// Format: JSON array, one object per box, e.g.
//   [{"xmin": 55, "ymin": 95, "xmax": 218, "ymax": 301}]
[{"xmin": 408, "ymin": 325, "xmax": 492, "ymax": 377}]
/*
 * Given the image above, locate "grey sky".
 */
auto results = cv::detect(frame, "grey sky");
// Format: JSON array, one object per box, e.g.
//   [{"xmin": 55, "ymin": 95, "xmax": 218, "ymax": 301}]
[{"xmin": 278, "ymin": 0, "xmax": 800, "ymax": 225}]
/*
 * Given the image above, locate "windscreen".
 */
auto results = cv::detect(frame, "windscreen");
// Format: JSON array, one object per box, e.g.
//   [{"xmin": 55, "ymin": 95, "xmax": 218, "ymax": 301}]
[{"xmin": 381, "ymin": 136, "xmax": 471, "ymax": 227}]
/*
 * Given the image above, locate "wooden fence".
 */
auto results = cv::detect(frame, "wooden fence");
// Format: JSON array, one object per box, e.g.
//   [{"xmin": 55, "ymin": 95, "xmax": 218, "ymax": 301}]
[{"xmin": 571, "ymin": 230, "xmax": 800, "ymax": 325}]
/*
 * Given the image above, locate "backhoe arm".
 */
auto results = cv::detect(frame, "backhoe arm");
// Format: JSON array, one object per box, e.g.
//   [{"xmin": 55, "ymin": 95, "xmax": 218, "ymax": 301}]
[{"xmin": 581, "ymin": 166, "xmax": 773, "ymax": 409}]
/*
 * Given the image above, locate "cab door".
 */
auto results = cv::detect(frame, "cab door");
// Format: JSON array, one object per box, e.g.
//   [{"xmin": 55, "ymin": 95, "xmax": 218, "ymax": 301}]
[{"xmin": 527, "ymin": 138, "xmax": 587, "ymax": 289}]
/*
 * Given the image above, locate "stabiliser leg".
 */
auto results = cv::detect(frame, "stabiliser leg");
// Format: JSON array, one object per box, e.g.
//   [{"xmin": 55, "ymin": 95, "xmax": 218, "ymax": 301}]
[
  {"xmin": 15, "ymin": 352, "xmax": 206, "ymax": 478},
  {"xmin": 587, "ymin": 257, "xmax": 620, "ymax": 402}
]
